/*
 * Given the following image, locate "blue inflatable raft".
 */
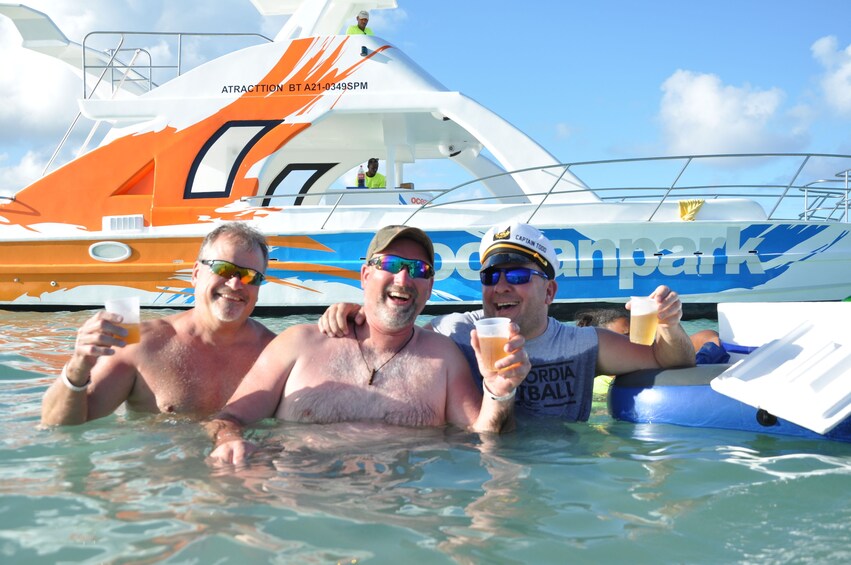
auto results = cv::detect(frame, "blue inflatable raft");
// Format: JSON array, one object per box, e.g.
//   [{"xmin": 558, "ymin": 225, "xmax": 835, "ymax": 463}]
[{"xmin": 608, "ymin": 365, "xmax": 851, "ymax": 443}]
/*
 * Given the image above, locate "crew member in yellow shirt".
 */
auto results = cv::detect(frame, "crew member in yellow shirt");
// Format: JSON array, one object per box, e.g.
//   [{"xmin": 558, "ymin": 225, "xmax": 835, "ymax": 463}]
[
  {"xmin": 346, "ymin": 10, "xmax": 373, "ymax": 35},
  {"xmin": 364, "ymin": 157, "xmax": 386, "ymax": 188}
]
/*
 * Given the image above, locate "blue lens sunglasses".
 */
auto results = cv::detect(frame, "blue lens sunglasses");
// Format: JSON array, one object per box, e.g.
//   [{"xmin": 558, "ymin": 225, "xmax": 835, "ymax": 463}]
[
  {"xmin": 368, "ymin": 254, "xmax": 435, "ymax": 279},
  {"xmin": 480, "ymin": 267, "xmax": 549, "ymax": 286}
]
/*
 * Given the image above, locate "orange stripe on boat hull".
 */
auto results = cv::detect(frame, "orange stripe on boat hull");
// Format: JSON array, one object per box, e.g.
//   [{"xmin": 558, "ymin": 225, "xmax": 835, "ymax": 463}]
[{"xmin": 0, "ymin": 235, "xmax": 352, "ymax": 302}]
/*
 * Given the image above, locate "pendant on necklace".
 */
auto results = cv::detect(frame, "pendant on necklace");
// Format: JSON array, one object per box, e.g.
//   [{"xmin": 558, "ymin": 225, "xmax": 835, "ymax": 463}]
[{"xmin": 356, "ymin": 326, "xmax": 416, "ymax": 387}]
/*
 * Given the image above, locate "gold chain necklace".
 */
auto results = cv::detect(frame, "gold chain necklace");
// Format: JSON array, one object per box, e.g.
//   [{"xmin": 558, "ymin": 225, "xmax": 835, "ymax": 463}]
[{"xmin": 354, "ymin": 324, "xmax": 416, "ymax": 385}]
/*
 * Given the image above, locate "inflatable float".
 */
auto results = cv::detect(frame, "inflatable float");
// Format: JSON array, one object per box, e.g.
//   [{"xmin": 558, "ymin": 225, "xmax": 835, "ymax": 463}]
[
  {"xmin": 609, "ymin": 302, "xmax": 851, "ymax": 442},
  {"xmin": 609, "ymin": 365, "xmax": 851, "ymax": 442}
]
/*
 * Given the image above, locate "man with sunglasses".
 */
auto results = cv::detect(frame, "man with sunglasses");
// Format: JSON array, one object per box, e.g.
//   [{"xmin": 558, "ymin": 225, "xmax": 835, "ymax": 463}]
[
  {"xmin": 42, "ymin": 222, "xmax": 275, "ymax": 425},
  {"xmin": 207, "ymin": 225, "xmax": 530, "ymax": 465},
  {"xmin": 319, "ymin": 222, "xmax": 695, "ymax": 421}
]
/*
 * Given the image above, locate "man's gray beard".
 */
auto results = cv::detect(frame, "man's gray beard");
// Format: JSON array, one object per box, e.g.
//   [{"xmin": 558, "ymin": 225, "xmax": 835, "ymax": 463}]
[{"xmin": 371, "ymin": 287, "xmax": 420, "ymax": 331}]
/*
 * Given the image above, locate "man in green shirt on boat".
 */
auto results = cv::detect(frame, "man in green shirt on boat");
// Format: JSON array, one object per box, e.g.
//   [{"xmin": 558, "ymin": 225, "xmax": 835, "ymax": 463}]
[
  {"xmin": 346, "ymin": 10, "xmax": 373, "ymax": 35},
  {"xmin": 363, "ymin": 157, "xmax": 386, "ymax": 188}
]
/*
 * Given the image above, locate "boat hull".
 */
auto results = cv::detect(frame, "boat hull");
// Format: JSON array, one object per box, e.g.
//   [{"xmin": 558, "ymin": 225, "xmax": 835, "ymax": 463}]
[
  {"xmin": 609, "ymin": 365, "xmax": 851, "ymax": 442},
  {"xmin": 2, "ymin": 217, "xmax": 851, "ymax": 308}
]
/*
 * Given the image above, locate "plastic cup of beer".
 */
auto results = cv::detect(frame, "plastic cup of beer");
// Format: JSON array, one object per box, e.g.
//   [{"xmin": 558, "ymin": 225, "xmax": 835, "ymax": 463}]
[
  {"xmin": 629, "ymin": 296, "xmax": 659, "ymax": 346},
  {"xmin": 474, "ymin": 317, "xmax": 511, "ymax": 371},
  {"xmin": 105, "ymin": 296, "xmax": 141, "ymax": 345}
]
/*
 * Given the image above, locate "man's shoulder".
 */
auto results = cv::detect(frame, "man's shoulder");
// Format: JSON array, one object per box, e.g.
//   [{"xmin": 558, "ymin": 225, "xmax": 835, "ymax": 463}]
[
  {"xmin": 431, "ymin": 309, "xmax": 481, "ymax": 325},
  {"xmin": 168, "ymin": 310, "xmax": 275, "ymax": 347},
  {"xmin": 281, "ymin": 322, "xmax": 319, "ymax": 339},
  {"xmin": 544, "ymin": 317, "xmax": 594, "ymax": 338},
  {"xmin": 138, "ymin": 314, "xmax": 179, "ymax": 345},
  {"xmin": 282, "ymin": 322, "xmax": 352, "ymax": 347},
  {"xmin": 417, "ymin": 324, "xmax": 458, "ymax": 346},
  {"xmin": 415, "ymin": 327, "xmax": 467, "ymax": 369},
  {"xmin": 538, "ymin": 318, "xmax": 599, "ymax": 351},
  {"xmin": 246, "ymin": 317, "xmax": 276, "ymax": 342}
]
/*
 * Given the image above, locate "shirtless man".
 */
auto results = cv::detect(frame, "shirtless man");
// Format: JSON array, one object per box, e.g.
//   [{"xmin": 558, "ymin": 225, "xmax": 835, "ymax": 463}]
[
  {"xmin": 208, "ymin": 225, "xmax": 530, "ymax": 464},
  {"xmin": 41, "ymin": 222, "xmax": 276, "ymax": 425}
]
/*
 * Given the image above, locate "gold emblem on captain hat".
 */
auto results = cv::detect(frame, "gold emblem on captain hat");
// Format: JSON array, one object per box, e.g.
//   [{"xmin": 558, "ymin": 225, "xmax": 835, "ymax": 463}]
[{"xmin": 493, "ymin": 227, "xmax": 511, "ymax": 241}]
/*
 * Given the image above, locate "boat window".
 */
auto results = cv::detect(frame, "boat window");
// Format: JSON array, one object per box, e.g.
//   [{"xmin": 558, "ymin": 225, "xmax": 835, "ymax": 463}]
[
  {"xmin": 263, "ymin": 163, "xmax": 336, "ymax": 206},
  {"xmin": 184, "ymin": 120, "xmax": 281, "ymax": 199}
]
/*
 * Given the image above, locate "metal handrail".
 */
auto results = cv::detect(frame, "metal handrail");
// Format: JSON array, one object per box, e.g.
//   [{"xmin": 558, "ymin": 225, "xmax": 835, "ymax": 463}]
[
  {"xmin": 239, "ymin": 153, "xmax": 851, "ymax": 230},
  {"xmin": 526, "ymin": 163, "xmax": 575, "ymax": 224},
  {"xmin": 77, "ymin": 48, "xmax": 145, "ymax": 157},
  {"xmin": 647, "ymin": 157, "xmax": 692, "ymax": 221},
  {"xmin": 81, "ymin": 31, "xmax": 273, "ymax": 97},
  {"xmin": 799, "ymin": 185, "xmax": 849, "ymax": 221},
  {"xmin": 767, "ymin": 155, "xmax": 810, "ymax": 219},
  {"xmin": 398, "ymin": 153, "xmax": 851, "ymax": 226},
  {"xmin": 41, "ymin": 30, "xmax": 273, "ymax": 178},
  {"xmin": 239, "ymin": 187, "xmax": 453, "ymax": 205},
  {"xmin": 42, "ymin": 36, "xmax": 127, "ymax": 175}
]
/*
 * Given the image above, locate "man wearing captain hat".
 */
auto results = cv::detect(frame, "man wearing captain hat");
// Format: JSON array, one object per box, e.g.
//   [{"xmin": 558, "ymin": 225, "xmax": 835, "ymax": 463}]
[
  {"xmin": 346, "ymin": 10, "xmax": 374, "ymax": 35},
  {"xmin": 431, "ymin": 221, "xmax": 695, "ymax": 420},
  {"xmin": 320, "ymin": 221, "xmax": 695, "ymax": 421}
]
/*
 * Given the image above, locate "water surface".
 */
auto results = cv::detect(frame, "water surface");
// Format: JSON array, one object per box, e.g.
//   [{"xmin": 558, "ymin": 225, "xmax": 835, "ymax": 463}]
[{"xmin": 1, "ymin": 309, "xmax": 849, "ymax": 564}]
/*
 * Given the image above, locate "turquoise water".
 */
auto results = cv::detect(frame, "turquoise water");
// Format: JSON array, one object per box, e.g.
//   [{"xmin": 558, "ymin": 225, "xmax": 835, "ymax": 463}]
[{"xmin": 1, "ymin": 309, "xmax": 850, "ymax": 564}]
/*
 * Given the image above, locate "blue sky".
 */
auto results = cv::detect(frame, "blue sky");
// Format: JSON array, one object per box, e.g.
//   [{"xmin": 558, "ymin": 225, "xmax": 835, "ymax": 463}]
[{"xmin": 2, "ymin": 0, "xmax": 851, "ymax": 196}]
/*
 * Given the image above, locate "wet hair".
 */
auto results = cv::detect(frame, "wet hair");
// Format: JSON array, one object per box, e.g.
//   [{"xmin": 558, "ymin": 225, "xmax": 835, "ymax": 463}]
[
  {"xmin": 198, "ymin": 222, "xmax": 269, "ymax": 267},
  {"xmin": 574, "ymin": 307, "xmax": 629, "ymax": 328}
]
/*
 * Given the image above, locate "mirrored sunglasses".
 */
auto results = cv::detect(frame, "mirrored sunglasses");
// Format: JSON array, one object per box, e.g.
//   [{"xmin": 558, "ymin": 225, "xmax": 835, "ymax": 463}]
[
  {"xmin": 200, "ymin": 259, "xmax": 265, "ymax": 286},
  {"xmin": 368, "ymin": 254, "xmax": 435, "ymax": 279},
  {"xmin": 480, "ymin": 267, "xmax": 549, "ymax": 286}
]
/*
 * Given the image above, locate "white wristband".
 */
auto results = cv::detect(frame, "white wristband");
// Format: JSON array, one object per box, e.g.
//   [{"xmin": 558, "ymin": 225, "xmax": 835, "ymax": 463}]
[
  {"xmin": 60, "ymin": 364, "xmax": 90, "ymax": 392},
  {"xmin": 483, "ymin": 381, "xmax": 516, "ymax": 402}
]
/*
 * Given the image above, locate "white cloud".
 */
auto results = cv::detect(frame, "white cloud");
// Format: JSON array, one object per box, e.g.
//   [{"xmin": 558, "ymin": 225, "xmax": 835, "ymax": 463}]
[
  {"xmin": 367, "ymin": 6, "xmax": 407, "ymax": 33},
  {"xmin": 0, "ymin": 1, "xmax": 129, "ymax": 193},
  {"xmin": 555, "ymin": 123, "xmax": 573, "ymax": 139},
  {"xmin": 0, "ymin": 45, "xmax": 81, "ymax": 137},
  {"xmin": 812, "ymin": 35, "xmax": 851, "ymax": 117},
  {"xmin": 0, "ymin": 151, "xmax": 47, "ymax": 197},
  {"xmin": 658, "ymin": 70, "xmax": 796, "ymax": 154},
  {"xmin": 0, "ymin": 19, "xmax": 82, "ymax": 193}
]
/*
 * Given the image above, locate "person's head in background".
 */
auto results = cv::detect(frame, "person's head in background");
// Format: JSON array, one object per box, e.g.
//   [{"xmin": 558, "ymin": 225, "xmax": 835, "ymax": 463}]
[
  {"xmin": 356, "ymin": 10, "xmax": 369, "ymax": 31},
  {"xmin": 574, "ymin": 307, "xmax": 630, "ymax": 335},
  {"xmin": 366, "ymin": 157, "xmax": 379, "ymax": 177}
]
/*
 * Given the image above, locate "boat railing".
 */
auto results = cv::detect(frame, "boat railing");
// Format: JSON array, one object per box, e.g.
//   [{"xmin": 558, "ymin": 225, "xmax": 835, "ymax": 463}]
[
  {"xmin": 41, "ymin": 31, "xmax": 274, "ymax": 177},
  {"xmin": 237, "ymin": 153, "xmax": 851, "ymax": 228},
  {"xmin": 396, "ymin": 153, "xmax": 851, "ymax": 225},
  {"xmin": 80, "ymin": 31, "xmax": 273, "ymax": 98},
  {"xmin": 798, "ymin": 169, "xmax": 851, "ymax": 222},
  {"xmin": 241, "ymin": 154, "xmax": 851, "ymax": 228}
]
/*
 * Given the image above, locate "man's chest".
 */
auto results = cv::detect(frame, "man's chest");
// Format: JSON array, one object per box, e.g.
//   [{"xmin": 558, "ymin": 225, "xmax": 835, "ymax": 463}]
[
  {"xmin": 129, "ymin": 346, "xmax": 251, "ymax": 416},
  {"xmin": 281, "ymin": 350, "xmax": 446, "ymax": 426}
]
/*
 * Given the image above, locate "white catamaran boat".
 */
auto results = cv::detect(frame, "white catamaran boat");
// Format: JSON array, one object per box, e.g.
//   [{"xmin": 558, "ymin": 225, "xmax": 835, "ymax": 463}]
[{"xmin": 2, "ymin": 0, "xmax": 851, "ymax": 312}]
